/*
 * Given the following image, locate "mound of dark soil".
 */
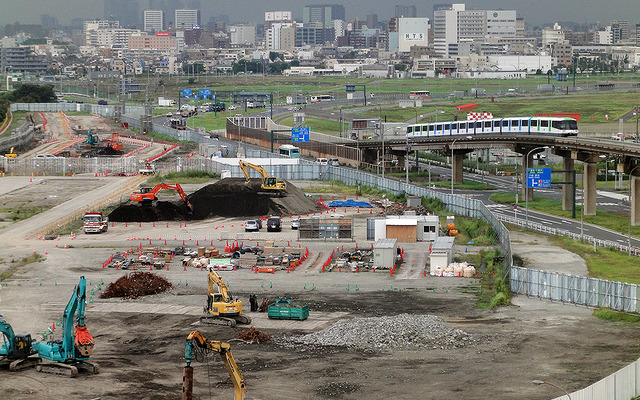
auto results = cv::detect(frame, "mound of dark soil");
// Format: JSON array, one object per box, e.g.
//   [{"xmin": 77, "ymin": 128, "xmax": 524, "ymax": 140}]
[
  {"xmin": 101, "ymin": 271, "xmax": 172, "ymax": 299},
  {"xmin": 108, "ymin": 201, "xmax": 191, "ymax": 222},
  {"xmin": 108, "ymin": 178, "xmax": 321, "ymax": 222},
  {"xmin": 188, "ymin": 178, "xmax": 320, "ymax": 219}
]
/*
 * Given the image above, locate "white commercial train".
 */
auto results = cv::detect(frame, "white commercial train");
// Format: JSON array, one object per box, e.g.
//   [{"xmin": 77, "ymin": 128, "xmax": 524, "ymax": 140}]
[{"xmin": 406, "ymin": 116, "xmax": 579, "ymax": 139}]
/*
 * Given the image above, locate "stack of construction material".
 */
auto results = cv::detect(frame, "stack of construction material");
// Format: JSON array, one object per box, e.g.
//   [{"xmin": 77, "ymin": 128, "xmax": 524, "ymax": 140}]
[{"xmin": 432, "ymin": 262, "xmax": 476, "ymax": 277}]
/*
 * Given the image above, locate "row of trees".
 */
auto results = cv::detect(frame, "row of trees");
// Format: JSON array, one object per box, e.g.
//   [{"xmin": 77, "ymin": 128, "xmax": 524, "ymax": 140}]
[{"xmin": 0, "ymin": 84, "xmax": 57, "ymax": 126}]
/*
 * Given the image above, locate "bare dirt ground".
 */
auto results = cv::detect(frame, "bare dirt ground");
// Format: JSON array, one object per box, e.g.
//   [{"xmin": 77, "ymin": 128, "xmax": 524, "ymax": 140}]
[{"xmin": 1, "ymin": 178, "xmax": 639, "ymax": 400}]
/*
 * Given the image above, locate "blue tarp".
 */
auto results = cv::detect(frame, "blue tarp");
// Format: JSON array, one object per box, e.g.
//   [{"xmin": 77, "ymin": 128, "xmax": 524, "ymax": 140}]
[{"xmin": 325, "ymin": 200, "xmax": 373, "ymax": 208}]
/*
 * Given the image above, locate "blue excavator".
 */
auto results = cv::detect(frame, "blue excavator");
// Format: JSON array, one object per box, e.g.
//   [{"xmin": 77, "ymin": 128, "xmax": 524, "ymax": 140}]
[
  {"xmin": 32, "ymin": 276, "xmax": 99, "ymax": 377},
  {"xmin": 0, "ymin": 316, "xmax": 39, "ymax": 371}
]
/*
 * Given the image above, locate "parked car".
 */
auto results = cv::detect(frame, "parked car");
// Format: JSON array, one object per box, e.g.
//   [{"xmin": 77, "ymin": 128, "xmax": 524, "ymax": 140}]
[
  {"xmin": 166, "ymin": 112, "xmax": 173, "ymax": 117},
  {"xmin": 291, "ymin": 219, "xmax": 300, "ymax": 230},
  {"xmin": 228, "ymin": 105, "xmax": 237, "ymax": 110},
  {"xmin": 245, "ymin": 220, "xmax": 260, "ymax": 232},
  {"xmin": 267, "ymin": 217, "xmax": 282, "ymax": 232},
  {"xmin": 317, "ymin": 157, "xmax": 328, "ymax": 165},
  {"xmin": 35, "ymin": 154, "xmax": 57, "ymax": 159},
  {"xmin": 329, "ymin": 158, "xmax": 340, "ymax": 166}
]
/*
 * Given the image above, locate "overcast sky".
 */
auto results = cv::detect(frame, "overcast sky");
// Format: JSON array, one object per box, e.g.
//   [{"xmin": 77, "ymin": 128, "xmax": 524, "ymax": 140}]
[{"xmin": 1, "ymin": 0, "xmax": 639, "ymax": 29}]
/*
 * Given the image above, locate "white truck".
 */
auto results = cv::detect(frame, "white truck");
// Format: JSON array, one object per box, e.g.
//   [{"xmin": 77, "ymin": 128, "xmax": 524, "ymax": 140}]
[
  {"xmin": 83, "ymin": 212, "xmax": 108, "ymax": 234},
  {"xmin": 158, "ymin": 97, "xmax": 176, "ymax": 107}
]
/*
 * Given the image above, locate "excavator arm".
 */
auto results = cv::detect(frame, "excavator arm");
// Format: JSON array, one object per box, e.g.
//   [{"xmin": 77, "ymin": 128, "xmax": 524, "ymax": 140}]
[
  {"xmin": 208, "ymin": 270, "xmax": 232, "ymax": 302},
  {"xmin": 130, "ymin": 183, "xmax": 192, "ymax": 209},
  {"xmin": 184, "ymin": 331, "xmax": 247, "ymax": 400},
  {"xmin": 238, "ymin": 160, "xmax": 286, "ymax": 192}
]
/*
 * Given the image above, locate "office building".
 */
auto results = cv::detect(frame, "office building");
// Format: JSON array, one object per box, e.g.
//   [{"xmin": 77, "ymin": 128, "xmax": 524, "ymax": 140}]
[
  {"xmin": 389, "ymin": 17, "xmax": 429, "ymax": 52},
  {"xmin": 395, "ymin": 5, "xmax": 417, "ymax": 18},
  {"xmin": 144, "ymin": 10, "xmax": 164, "ymax": 32},
  {"xmin": 303, "ymin": 4, "xmax": 345, "ymax": 29},
  {"xmin": 611, "ymin": 20, "xmax": 630, "ymax": 41},
  {"xmin": 433, "ymin": 3, "xmax": 515, "ymax": 57},
  {"xmin": 175, "ymin": 9, "xmax": 200, "ymax": 29},
  {"xmin": 0, "ymin": 47, "xmax": 48, "ymax": 73},
  {"xmin": 229, "ymin": 24, "xmax": 256, "ymax": 46}
]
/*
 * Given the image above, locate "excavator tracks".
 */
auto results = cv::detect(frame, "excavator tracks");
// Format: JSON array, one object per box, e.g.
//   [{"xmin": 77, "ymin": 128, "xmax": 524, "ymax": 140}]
[
  {"xmin": 36, "ymin": 360, "xmax": 99, "ymax": 377},
  {"xmin": 199, "ymin": 316, "xmax": 237, "ymax": 327},
  {"xmin": 9, "ymin": 356, "xmax": 41, "ymax": 371}
]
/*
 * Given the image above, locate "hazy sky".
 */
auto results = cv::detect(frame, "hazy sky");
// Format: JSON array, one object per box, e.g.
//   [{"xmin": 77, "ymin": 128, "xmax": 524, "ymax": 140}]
[{"xmin": 1, "ymin": 0, "xmax": 639, "ymax": 29}]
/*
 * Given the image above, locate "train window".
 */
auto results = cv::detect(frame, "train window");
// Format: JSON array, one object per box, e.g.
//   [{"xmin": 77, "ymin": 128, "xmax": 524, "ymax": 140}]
[
  {"xmin": 436, "ymin": 124, "xmax": 442, "ymax": 131},
  {"xmin": 531, "ymin": 120, "xmax": 538, "ymax": 127},
  {"xmin": 502, "ymin": 120, "xmax": 509, "ymax": 127},
  {"xmin": 407, "ymin": 126, "xmax": 413, "ymax": 133},
  {"xmin": 460, "ymin": 122, "xmax": 467, "ymax": 130},
  {"xmin": 422, "ymin": 125, "xmax": 429, "ymax": 132},
  {"xmin": 512, "ymin": 120, "xmax": 519, "ymax": 127},
  {"xmin": 452, "ymin": 123, "xmax": 458, "ymax": 130},
  {"xmin": 522, "ymin": 120, "xmax": 529, "ymax": 127},
  {"xmin": 541, "ymin": 120, "xmax": 549, "ymax": 128}
]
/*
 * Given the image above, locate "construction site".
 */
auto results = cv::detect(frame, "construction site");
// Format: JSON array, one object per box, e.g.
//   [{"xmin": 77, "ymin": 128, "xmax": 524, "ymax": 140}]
[{"xmin": 2, "ymin": 111, "xmax": 640, "ymax": 400}]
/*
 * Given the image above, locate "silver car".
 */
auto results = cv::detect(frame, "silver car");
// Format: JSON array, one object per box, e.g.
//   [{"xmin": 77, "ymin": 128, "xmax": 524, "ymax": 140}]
[
  {"xmin": 245, "ymin": 220, "xmax": 260, "ymax": 232},
  {"xmin": 291, "ymin": 219, "xmax": 300, "ymax": 230}
]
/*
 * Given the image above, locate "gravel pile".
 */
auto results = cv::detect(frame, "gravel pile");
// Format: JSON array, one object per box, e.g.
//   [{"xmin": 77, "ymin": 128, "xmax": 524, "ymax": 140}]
[{"xmin": 280, "ymin": 314, "xmax": 474, "ymax": 351}]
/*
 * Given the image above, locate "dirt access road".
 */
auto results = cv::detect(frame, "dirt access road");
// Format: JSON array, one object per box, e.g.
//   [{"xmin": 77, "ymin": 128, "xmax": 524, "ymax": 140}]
[{"xmin": 0, "ymin": 177, "xmax": 639, "ymax": 399}]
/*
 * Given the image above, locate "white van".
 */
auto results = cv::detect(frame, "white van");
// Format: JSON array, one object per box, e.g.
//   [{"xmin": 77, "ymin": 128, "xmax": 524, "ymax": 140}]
[
  {"xmin": 317, "ymin": 158, "xmax": 328, "ymax": 165},
  {"xmin": 329, "ymin": 158, "xmax": 340, "ymax": 166}
]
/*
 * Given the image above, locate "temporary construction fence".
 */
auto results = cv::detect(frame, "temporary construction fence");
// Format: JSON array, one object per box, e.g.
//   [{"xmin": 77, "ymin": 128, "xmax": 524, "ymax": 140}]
[
  {"xmin": 11, "ymin": 102, "xmax": 145, "ymax": 117},
  {"xmin": 510, "ymin": 266, "xmax": 640, "ymax": 312},
  {"xmin": 33, "ymin": 174, "xmax": 146, "ymax": 237},
  {"xmin": 0, "ymin": 156, "xmax": 141, "ymax": 176}
]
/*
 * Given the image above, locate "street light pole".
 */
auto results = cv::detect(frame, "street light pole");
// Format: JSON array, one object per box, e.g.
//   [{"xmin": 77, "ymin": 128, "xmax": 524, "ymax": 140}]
[
  {"xmin": 451, "ymin": 138, "xmax": 458, "ymax": 195},
  {"xmin": 532, "ymin": 380, "xmax": 571, "ymax": 400},
  {"xmin": 525, "ymin": 146, "xmax": 549, "ymax": 226},
  {"xmin": 628, "ymin": 165, "xmax": 640, "ymax": 256}
]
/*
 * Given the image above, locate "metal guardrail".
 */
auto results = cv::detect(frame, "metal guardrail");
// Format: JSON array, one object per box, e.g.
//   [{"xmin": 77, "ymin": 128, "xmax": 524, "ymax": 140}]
[{"xmin": 496, "ymin": 214, "xmax": 640, "ymax": 257}]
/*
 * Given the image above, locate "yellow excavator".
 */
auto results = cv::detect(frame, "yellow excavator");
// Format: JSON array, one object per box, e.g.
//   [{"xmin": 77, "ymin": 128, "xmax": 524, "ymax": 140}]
[
  {"xmin": 238, "ymin": 160, "xmax": 286, "ymax": 194},
  {"xmin": 4, "ymin": 147, "xmax": 17, "ymax": 158},
  {"xmin": 201, "ymin": 270, "xmax": 251, "ymax": 327},
  {"xmin": 182, "ymin": 331, "xmax": 249, "ymax": 400}
]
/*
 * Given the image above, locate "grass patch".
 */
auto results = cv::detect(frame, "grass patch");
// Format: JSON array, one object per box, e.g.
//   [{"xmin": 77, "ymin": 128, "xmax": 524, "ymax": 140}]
[
  {"xmin": 548, "ymin": 235, "xmax": 640, "ymax": 284},
  {"xmin": 278, "ymin": 116, "xmax": 348, "ymax": 134},
  {"xmin": 4, "ymin": 110, "xmax": 28, "ymax": 134},
  {"xmin": 594, "ymin": 308, "xmax": 640, "ymax": 323},
  {"xmin": 454, "ymin": 217, "xmax": 496, "ymax": 246},
  {"xmin": 472, "ymin": 249, "xmax": 511, "ymax": 309},
  {"xmin": 0, "ymin": 253, "xmax": 46, "ymax": 280},
  {"xmin": 139, "ymin": 130, "xmax": 192, "ymax": 145},
  {"xmin": 147, "ymin": 170, "xmax": 219, "ymax": 185},
  {"xmin": 490, "ymin": 192, "xmax": 640, "ymax": 238},
  {"xmin": 0, "ymin": 206, "xmax": 47, "ymax": 222}
]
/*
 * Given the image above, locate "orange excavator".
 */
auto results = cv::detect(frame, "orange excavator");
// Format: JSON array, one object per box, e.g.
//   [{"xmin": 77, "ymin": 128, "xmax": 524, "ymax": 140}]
[{"xmin": 130, "ymin": 183, "xmax": 192, "ymax": 210}]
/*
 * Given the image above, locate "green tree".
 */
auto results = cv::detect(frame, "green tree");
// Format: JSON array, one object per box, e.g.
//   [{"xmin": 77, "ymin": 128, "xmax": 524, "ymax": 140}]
[{"xmin": 2, "ymin": 84, "xmax": 56, "ymax": 103}]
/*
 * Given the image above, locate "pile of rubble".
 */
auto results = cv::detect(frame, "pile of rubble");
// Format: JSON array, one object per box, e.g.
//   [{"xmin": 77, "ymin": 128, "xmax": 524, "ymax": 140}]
[
  {"xmin": 238, "ymin": 327, "xmax": 271, "ymax": 344},
  {"xmin": 279, "ymin": 314, "xmax": 474, "ymax": 351},
  {"xmin": 101, "ymin": 271, "xmax": 172, "ymax": 299}
]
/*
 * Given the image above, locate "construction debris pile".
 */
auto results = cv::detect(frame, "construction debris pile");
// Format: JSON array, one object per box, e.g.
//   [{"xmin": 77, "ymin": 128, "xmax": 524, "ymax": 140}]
[
  {"xmin": 109, "ymin": 178, "xmax": 320, "ymax": 222},
  {"xmin": 238, "ymin": 328, "xmax": 271, "ymax": 344},
  {"xmin": 326, "ymin": 249, "xmax": 373, "ymax": 272},
  {"xmin": 101, "ymin": 271, "xmax": 172, "ymax": 299},
  {"xmin": 280, "ymin": 314, "xmax": 474, "ymax": 351},
  {"xmin": 371, "ymin": 200, "xmax": 433, "ymax": 216}
]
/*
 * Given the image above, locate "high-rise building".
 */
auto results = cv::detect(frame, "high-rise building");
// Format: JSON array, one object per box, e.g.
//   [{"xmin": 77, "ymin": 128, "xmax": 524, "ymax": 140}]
[
  {"xmin": 144, "ymin": 10, "xmax": 164, "ymax": 32},
  {"xmin": 394, "ymin": 5, "xmax": 417, "ymax": 18},
  {"xmin": 303, "ymin": 4, "xmax": 345, "ymax": 29},
  {"xmin": 433, "ymin": 3, "xmax": 515, "ymax": 57},
  {"xmin": 84, "ymin": 20, "xmax": 120, "ymax": 46},
  {"xmin": 611, "ymin": 20, "xmax": 630, "ymax": 41},
  {"xmin": 229, "ymin": 24, "xmax": 256, "ymax": 46},
  {"xmin": 175, "ymin": 9, "xmax": 200, "ymax": 29}
]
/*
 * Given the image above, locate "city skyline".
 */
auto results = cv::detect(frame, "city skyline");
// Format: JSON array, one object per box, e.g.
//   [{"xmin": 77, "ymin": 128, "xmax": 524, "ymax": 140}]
[{"xmin": 0, "ymin": 0, "xmax": 639, "ymax": 29}]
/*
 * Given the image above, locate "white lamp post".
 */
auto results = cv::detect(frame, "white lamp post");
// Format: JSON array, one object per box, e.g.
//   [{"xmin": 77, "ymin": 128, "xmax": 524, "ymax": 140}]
[{"xmin": 525, "ymin": 146, "xmax": 549, "ymax": 226}]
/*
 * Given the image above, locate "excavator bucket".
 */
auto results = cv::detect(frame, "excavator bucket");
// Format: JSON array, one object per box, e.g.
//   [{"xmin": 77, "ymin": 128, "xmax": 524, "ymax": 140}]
[{"xmin": 74, "ymin": 326, "xmax": 94, "ymax": 357}]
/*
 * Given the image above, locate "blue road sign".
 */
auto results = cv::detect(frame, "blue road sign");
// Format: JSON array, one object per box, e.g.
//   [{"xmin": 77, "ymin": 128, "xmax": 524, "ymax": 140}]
[
  {"xmin": 291, "ymin": 127, "xmax": 310, "ymax": 142},
  {"xmin": 182, "ymin": 89, "xmax": 192, "ymax": 98},
  {"xmin": 526, "ymin": 167, "xmax": 551, "ymax": 188},
  {"xmin": 199, "ymin": 88, "xmax": 211, "ymax": 99}
]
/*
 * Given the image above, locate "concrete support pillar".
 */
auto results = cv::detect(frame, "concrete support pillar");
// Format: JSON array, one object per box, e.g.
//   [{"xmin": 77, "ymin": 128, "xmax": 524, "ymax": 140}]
[
  {"xmin": 562, "ymin": 157, "xmax": 574, "ymax": 211},
  {"xmin": 397, "ymin": 154, "xmax": 406, "ymax": 170},
  {"xmin": 632, "ymin": 176, "xmax": 640, "ymax": 226},
  {"xmin": 452, "ymin": 152, "xmax": 464, "ymax": 184},
  {"xmin": 583, "ymin": 162, "xmax": 597, "ymax": 216},
  {"xmin": 521, "ymin": 153, "xmax": 534, "ymax": 202}
]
